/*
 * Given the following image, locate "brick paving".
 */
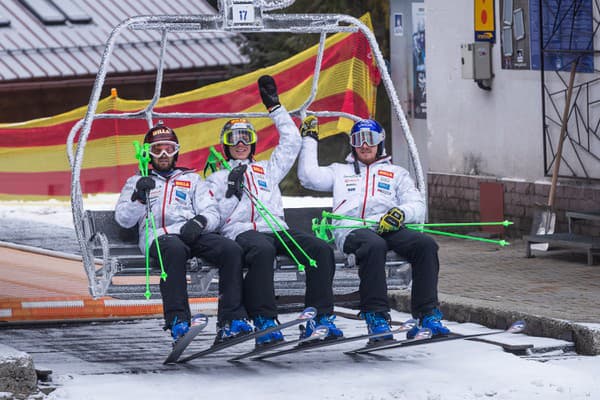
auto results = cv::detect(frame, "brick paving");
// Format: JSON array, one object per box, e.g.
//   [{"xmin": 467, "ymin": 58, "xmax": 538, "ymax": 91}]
[{"xmin": 436, "ymin": 235, "xmax": 600, "ymax": 323}]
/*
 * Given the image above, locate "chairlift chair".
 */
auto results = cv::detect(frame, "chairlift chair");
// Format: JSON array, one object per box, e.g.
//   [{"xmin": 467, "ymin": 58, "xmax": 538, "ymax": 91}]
[{"xmin": 67, "ymin": 0, "xmax": 425, "ymax": 299}]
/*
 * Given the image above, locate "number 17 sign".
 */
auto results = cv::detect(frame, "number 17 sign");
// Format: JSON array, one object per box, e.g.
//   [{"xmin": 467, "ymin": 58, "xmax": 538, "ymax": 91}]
[{"xmin": 232, "ymin": 2, "xmax": 255, "ymax": 24}]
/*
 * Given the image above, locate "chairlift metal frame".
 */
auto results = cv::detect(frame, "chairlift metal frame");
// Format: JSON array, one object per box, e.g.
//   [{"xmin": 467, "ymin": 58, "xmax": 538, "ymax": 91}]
[{"xmin": 67, "ymin": 0, "xmax": 424, "ymax": 298}]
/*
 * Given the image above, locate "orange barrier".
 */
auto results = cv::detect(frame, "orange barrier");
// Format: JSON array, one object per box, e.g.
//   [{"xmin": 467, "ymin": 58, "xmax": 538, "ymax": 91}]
[
  {"xmin": 0, "ymin": 297, "xmax": 217, "ymax": 323},
  {"xmin": 0, "ymin": 246, "xmax": 218, "ymax": 322}
]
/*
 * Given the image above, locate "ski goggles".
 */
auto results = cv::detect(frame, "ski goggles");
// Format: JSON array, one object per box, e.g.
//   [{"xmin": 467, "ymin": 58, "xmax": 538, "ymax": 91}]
[
  {"xmin": 222, "ymin": 126, "xmax": 257, "ymax": 146},
  {"xmin": 349, "ymin": 128, "xmax": 385, "ymax": 147},
  {"xmin": 148, "ymin": 140, "xmax": 180, "ymax": 158}
]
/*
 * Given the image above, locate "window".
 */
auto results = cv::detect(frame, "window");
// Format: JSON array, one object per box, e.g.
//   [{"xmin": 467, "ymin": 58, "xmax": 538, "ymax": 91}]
[
  {"xmin": 502, "ymin": 0, "xmax": 513, "ymax": 25},
  {"xmin": 513, "ymin": 8, "xmax": 525, "ymax": 40},
  {"xmin": 19, "ymin": 0, "xmax": 65, "ymax": 25},
  {"xmin": 502, "ymin": 27, "xmax": 513, "ymax": 56},
  {"xmin": 51, "ymin": 0, "xmax": 92, "ymax": 24}
]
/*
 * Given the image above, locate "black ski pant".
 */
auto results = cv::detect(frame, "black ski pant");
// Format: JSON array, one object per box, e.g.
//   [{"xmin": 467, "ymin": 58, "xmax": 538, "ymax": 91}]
[
  {"xmin": 235, "ymin": 229, "xmax": 336, "ymax": 318},
  {"xmin": 149, "ymin": 233, "xmax": 247, "ymax": 328},
  {"xmin": 343, "ymin": 228, "xmax": 440, "ymax": 319}
]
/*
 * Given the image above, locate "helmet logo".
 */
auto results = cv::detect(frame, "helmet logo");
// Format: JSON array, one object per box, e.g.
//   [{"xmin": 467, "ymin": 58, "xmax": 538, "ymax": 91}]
[{"xmin": 152, "ymin": 128, "xmax": 172, "ymax": 136}]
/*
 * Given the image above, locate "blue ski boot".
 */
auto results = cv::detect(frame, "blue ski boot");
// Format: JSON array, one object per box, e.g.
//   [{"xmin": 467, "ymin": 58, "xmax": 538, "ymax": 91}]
[
  {"xmin": 301, "ymin": 314, "xmax": 344, "ymax": 340},
  {"xmin": 406, "ymin": 308, "xmax": 450, "ymax": 339},
  {"xmin": 362, "ymin": 311, "xmax": 393, "ymax": 342},
  {"xmin": 170, "ymin": 317, "xmax": 190, "ymax": 344},
  {"xmin": 214, "ymin": 319, "xmax": 253, "ymax": 344},
  {"xmin": 253, "ymin": 316, "xmax": 284, "ymax": 347}
]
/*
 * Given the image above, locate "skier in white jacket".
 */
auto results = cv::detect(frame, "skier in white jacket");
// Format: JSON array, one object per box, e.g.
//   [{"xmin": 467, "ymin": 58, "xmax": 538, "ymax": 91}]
[
  {"xmin": 206, "ymin": 75, "xmax": 343, "ymax": 346},
  {"xmin": 297, "ymin": 116, "xmax": 450, "ymax": 342},
  {"xmin": 115, "ymin": 123, "xmax": 252, "ymax": 345}
]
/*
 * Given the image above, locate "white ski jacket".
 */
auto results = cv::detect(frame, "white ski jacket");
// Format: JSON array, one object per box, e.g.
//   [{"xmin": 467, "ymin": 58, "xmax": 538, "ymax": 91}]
[
  {"xmin": 115, "ymin": 168, "xmax": 220, "ymax": 253},
  {"xmin": 206, "ymin": 106, "xmax": 301, "ymax": 240},
  {"xmin": 298, "ymin": 137, "xmax": 425, "ymax": 250}
]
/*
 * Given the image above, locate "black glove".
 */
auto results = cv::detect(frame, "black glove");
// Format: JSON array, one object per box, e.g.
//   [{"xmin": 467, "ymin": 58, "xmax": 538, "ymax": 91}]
[
  {"xmin": 258, "ymin": 75, "xmax": 280, "ymax": 111},
  {"xmin": 225, "ymin": 164, "xmax": 247, "ymax": 200},
  {"xmin": 180, "ymin": 215, "xmax": 207, "ymax": 245},
  {"xmin": 131, "ymin": 177, "xmax": 156, "ymax": 204},
  {"xmin": 301, "ymin": 115, "xmax": 319, "ymax": 141},
  {"xmin": 377, "ymin": 207, "xmax": 405, "ymax": 234}
]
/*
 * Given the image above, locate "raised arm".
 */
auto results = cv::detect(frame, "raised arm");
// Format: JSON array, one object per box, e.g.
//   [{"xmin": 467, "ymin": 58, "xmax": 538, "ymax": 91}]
[
  {"xmin": 258, "ymin": 75, "xmax": 302, "ymax": 183},
  {"xmin": 297, "ymin": 116, "xmax": 335, "ymax": 192}
]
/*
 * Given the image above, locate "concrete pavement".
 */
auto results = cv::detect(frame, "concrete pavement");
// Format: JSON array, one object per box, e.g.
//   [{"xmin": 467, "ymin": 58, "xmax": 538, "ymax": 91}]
[{"xmin": 390, "ymin": 235, "xmax": 600, "ymax": 355}]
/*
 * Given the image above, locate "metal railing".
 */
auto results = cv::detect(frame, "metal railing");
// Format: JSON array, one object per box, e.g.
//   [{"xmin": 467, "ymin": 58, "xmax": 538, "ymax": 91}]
[{"xmin": 540, "ymin": 0, "xmax": 600, "ymax": 181}]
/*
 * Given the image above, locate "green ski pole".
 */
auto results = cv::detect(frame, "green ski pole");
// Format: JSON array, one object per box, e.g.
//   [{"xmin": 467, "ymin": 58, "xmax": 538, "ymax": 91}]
[
  {"xmin": 134, "ymin": 141, "xmax": 168, "ymax": 299},
  {"xmin": 209, "ymin": 147, "xmax": 316, "ymax": 271},
  {"xmin": 415, "ymin": 227, "xmax": 510, "ymax": 246},
  {"xmin": 316, "ymin": 211, "xmax": 510, "ymax": 246},
  {"xmin": 323, "ymin": 211, "xmax": 513, "ymax": 229}
]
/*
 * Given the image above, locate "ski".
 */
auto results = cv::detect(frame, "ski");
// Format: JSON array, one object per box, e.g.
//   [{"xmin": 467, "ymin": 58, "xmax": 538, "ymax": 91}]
[
  {"xmin": 252, "ymin": 319, "xmax": 423, "ymax": 361},
  {"xmin": 178, "ymin": 307, "xmax": 317, "ymax": 363},
  {"xmin": 164, "ymin": 314, "xmax": 209, "ymax": 364},
  {"xmin": 228, "ymin": 325, "xmax": 330, "ymax": 362},
  {"xmin": 346, "ymin": 320, "xmax": 527, "ymax": 355}
]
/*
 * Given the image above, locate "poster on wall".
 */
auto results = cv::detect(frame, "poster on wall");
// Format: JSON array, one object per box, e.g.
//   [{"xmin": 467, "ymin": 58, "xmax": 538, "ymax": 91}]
[
  {"xmin": 393, "ymin": 13, "xmax": 404, "ymax": 36},
  {"xmin": 412, "ymin": 3, "xmax": 426, "ymax": 119},
  {"xmin": 474, "ymin": 0, "xmax": 496, "ymax": 42},
  {"xmin": 500, "ymin": 0, "xmax": 593, "ymax": 71},
  {"xmin": 499, "ymin": 0, "xmax": 531, "ymax": 69}
]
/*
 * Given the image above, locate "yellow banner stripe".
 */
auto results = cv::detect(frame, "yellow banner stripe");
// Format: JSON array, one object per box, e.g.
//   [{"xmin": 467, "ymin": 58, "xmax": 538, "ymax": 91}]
[{"xmin": 1, "ymin": 58, "xmax": 371, "ymax": 173}]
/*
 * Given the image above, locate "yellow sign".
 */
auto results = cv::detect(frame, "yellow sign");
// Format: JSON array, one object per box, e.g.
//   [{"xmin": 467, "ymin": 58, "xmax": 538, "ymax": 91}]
[{"xmin": 475, "ymin": 0, "xmax": 495, "ymax": 42}]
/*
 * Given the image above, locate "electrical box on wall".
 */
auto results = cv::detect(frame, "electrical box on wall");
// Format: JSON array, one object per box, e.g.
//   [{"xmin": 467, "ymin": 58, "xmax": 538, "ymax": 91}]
[
  {"xmin": 461, "ymin": 43, "xmax": 474, "ymax": 79},
  {"xmin": 473, "ymin": 42, "xmax": 492, "ymax": 80},
  {"xmin": 461, "ymin": 42, "xmax": 493, "ymax": 90}
]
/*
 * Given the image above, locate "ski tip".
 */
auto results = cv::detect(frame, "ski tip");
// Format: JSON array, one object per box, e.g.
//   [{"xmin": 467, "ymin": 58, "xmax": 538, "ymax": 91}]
[
  {"xmin": 191, "ymin": 313, "xmax": 208, "ymax": 327},
  {"xmin": 414, "ymin": 328, "xmax": 432, "ymax": 340},
  {"xmin": 401, "ymin": 318, "xmax": 418, "ymax": 330},
  {"xmin": 508, "ymin": 320, "xmax": 526, "ymax": 334},
  {"xmin": 311, "ymin": 325, "xmax": 330, "ymax": 340},
  {"xmin": 301, "ymin": 307, "xmax": 318, "ymax": 319}
]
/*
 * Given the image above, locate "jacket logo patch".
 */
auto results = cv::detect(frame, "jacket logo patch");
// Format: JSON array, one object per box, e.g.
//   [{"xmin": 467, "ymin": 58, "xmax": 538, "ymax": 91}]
[
  {"xmin": 174, "ymin": 180, "xmax": 191, "ymax": 188},
  {"xmin": 378, "ymin": 182, "xmax": 390, "ymax": 190},
  {"xmin": 378, "ymin": 170, "xmax": 394, "ymax": 178},
  {"xmin": 257, "ymin": 179, "xmax": 268, "ymax": 188},
  {"xmin": 175, "ymin": 190, "xmax": 187, "ymax": 200},
  {"xmin": 252, "ymin": 165, "xmax": 265, "ymax": 174}
]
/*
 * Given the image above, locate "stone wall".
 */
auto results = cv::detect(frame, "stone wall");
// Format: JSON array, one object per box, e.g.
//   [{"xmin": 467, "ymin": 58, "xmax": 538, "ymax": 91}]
[{"xmin": 428, "ymin": 172, "xmax": 600, "ymax": 238}]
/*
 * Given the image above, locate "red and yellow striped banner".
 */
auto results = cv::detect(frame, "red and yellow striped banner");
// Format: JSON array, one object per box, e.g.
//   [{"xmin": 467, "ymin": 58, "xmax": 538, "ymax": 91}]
[{"xmin": 0, "ymin": 14, "xmax": 380, "ymax": 200}]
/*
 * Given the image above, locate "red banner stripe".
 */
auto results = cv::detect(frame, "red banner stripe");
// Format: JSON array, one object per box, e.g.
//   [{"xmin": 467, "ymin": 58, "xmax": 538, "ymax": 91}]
[
  {"xmin": 1, "ymin": 91, "xmax": 367, "ymax": 196},
  {"xmin": 0, "ymin": 33, "xmax": 377, "ymax": 148}
]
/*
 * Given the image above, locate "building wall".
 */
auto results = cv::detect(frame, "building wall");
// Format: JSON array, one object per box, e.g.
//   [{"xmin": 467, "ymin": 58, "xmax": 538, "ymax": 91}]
[
  {"xmin": 389, "ymin": 0, "xmax": 599, "ymax": 237},
  {"xmin": 425, "ymin": 0, "xmax": 545, "ymax": 180}
]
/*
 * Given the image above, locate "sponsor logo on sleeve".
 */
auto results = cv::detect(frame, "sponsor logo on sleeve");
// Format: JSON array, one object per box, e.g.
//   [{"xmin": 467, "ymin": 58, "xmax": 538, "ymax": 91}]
[
  {"xmin": 378, "ymin": 170, "xmax": 394, "ymax": 178},
  {"xmin": 378, "ymin": 182, "xmax": 390, "ymax": 190},
  {"xmin": 174, "ymin": 180, "xmax": 191, "ymax": 188}
]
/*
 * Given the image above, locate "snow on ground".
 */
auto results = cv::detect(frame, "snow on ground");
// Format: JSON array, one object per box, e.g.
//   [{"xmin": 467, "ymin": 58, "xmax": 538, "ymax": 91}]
[
  {"xmin": 40, "ymin": 310, "xmax": 600, "ymax": 400},
  {"xmin": 1, "ymin": 196, "xmax": 599, "ymax": 399}
]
